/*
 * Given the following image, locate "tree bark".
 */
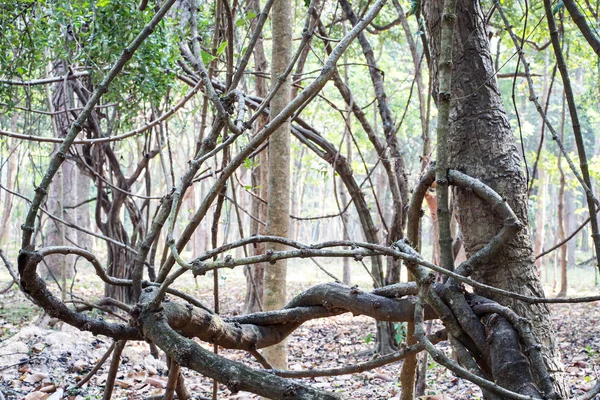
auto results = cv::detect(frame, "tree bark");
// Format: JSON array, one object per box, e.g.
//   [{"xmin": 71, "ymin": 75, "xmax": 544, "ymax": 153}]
[
  {"xmin": 423, "ymin": 0, "xmax": 566, "ymax": 394},
  {"xmin": 0, "ymin": 134, "xmax": 16, "ymax": 248},
  {"xmin": 533, "ymin": 168, "xmax": 547, "ymax": 278},
  {"xmin": 243, "ymin": 0, "xmax": 269, "ymax": 315},
  {"xmin": 262, "ymin": 0, "xmax": 292, "ymax": 370},
  {"xmin": 42, "ymin": 60, "xmax": 74, "ymax": 283}
]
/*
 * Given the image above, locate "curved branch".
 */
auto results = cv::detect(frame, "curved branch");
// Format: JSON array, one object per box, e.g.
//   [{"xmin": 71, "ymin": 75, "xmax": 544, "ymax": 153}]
[
  {"xmin": 144, "ymin": 283, "xmax": 436, "ymax": 352},
  {"xmin": 139, "ymin": 289, "xmax": 342, "ymax": 400},
  {"xmin": 563, "ymin": 0, "xmax": 600, "ymax": 57}
]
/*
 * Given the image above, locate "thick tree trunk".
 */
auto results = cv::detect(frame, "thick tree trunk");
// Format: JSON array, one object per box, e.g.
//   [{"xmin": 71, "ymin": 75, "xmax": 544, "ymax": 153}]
[
  {"xmin": 262, "ymin": 0, "xmax": 292, "ymax": 370},
  {"xmin": 423, "ymin": 0, "xmax": 566, "ymax": 394}
]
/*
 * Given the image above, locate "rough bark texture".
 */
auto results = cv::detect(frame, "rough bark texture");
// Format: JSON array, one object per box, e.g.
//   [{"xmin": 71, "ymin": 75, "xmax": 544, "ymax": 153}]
[
  {"xmin": 423, "ymin": 0, "xmax": 566, "ymax": 394},
  {"xmin": 263, "ymin": 0, "xmax": 292, "ymax": 370}
]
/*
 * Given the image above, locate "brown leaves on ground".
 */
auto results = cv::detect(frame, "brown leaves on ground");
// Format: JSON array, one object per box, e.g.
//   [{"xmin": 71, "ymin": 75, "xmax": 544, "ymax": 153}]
[{"xmin": 0, "ymin": 281, "xmax": 599, "ymax": 399}]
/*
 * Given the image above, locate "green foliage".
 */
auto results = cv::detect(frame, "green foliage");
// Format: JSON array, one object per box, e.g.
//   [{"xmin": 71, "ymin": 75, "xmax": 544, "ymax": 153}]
[
  {"xmin": 393, "ymin": 322, "xmax": 407, "ymax": 344},
  {"xmin": 0, "ymin": 0, "xmax": 180, "ymax": 120}
]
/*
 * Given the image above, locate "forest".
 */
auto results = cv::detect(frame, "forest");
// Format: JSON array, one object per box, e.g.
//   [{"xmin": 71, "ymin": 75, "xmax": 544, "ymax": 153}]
[{"xmin": 1, "ymin": 0, "xmax": 600, "ymax": 398}]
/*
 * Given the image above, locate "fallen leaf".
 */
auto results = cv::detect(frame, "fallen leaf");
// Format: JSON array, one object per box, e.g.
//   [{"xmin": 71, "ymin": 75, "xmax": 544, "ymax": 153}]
[
  {"xmin": 23, "ymin": 372, "xmax": 48, "ymax": 384},
  {"xmin": 146, "ymin": 377, "xmax": 167, "ymax": 388}
]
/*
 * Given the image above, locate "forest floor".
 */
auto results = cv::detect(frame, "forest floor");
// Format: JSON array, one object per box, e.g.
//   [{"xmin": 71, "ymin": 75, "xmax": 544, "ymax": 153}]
[{"xmin": 0, "ymin": 262, "xmax": 599, "ymax": 400}]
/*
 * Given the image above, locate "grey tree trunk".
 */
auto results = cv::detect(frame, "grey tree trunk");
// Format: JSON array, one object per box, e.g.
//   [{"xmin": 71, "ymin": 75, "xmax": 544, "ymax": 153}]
[
  {"xmin": 75, "ymin": 160, "xmax": 92, "ymax": 249},
  {"xmin": 566, "ymin": 189, "xmax": 576, "ymax": 276},
  {"xmin": 0, "ymin": 133, "xmax": 16, "ymax": 248},
  {"xmin": 423, "ymin": 0, "xmax": 566, "ymax": 394},
  {"xmin": 42, "ymin": 60, "xmax": 74, "ymax": 283},
  {"xmin": 262, "ymin": 0, "xmax": 292, "ymax": 370},
  {"xmin": 533, "ymin": 168, "xmax": 547, "ymax": 278}
]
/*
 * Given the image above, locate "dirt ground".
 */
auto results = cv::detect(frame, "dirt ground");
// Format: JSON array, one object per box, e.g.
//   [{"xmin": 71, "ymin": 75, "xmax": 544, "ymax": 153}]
[{"xmin": 1, "ymin": 270, "xmax": 599, "ymax": 400}]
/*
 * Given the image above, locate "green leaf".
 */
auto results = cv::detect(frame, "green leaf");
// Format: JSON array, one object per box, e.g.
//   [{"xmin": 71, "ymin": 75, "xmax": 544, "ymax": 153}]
[
  {"xmin": 407, "ymin": 0, "xmax": 420, "ymax": 16},
  {"xmin": 217, "ymin": 41, "xmax": 228, "ymax": 55},
  {"xmin": 201, "ymin": 50, "xmax": 215, "ymax": 64},
  {"xmin": 96, "ymin": 0, "xmax": 110, "ymax": 7},
  {"xmin": 552, "ymin": 0, "xmax": 564, "ymax": 14},
  {"xmin": 246, "ymin": 10, "xmax": 257, "ymax": 19},
  {"xmin": 236, "ymin": 18, "xmax": 245, "ymax": 27}
]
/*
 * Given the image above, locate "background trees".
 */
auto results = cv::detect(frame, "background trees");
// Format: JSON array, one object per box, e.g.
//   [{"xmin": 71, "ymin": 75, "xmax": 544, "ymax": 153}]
[{"xmin": 1, "ymin": 0, "xmax": 600, "ymax": 398}]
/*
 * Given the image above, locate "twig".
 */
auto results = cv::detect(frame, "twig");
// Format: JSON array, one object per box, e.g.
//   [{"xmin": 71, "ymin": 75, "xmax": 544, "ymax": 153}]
[
  {"xmin": 74, "ymin": 342, "xmax": 117, "ymax": 388},
  {"xmin": 542, "ymin": 0, "xmax": 600, "ymax": 270},
  {"xmin": 102, "ymin": 340, "xmax": 127, "ymax": 400}
]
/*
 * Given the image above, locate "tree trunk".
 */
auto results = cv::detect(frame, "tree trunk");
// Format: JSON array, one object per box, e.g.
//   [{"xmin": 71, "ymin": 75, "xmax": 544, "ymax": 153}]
[
  {"xmin": 423, "ymin": 0, "xmax": 566, "ymax": 394},
  {"xmin": 75, "ymin": 162, "xmax": 92, "ymax": 249},
  {"xmin": 557, "ymin": 93, "xmax": 568, "ymax": 298},
  {"xmin": 534, "ymin": 168, "xmax": 547, "ymax": 279},
  {"xmin": 243, "ymin": 0, "xmax": 268, "ymax": 315},
  {"xmin": 0, "ymin": 133, "xmax": 16, "ymax": 248},
  {"xmin": 262, "ymin": 0, "xmax": 292, "ymax": 370},
  {"xmin": 566, "ymin": 189, "xmax": 576, "ymax": 275},
  {"xmin": 42, "ymin": 60, "xmax": 74, "ymax": 283}
]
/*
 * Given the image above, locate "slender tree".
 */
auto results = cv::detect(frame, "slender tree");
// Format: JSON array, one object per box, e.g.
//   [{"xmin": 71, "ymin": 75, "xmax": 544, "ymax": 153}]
[{"xmin": 262, "ymin": 0, "xmax": 293, "ymax": 370}]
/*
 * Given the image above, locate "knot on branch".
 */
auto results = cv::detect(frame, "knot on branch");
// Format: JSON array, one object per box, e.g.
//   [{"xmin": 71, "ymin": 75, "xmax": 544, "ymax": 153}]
[
  {"xmin": 130, "ymin": 304, "xmax": 142, "ymax": 318},
  {"xmin": 350, "ymin": 285, "xmax": 361, "ymax": 295},
  {"xmin": 438, "ymin": 91, "xmax": 451, "ymax": 101},
  {"xmin": 21, "ymin": 224, "xmax": 35, "ymax": 232},
  {"xmin": 242, "ymin": 120, "xmax": 253, "ymax": 131},
  {"xmin": 418, "ymin": 273, "xmax": 435, "ymax": 285},
  {"xmin": 225, "ymin": 254, "xmax": 234, "ymax": 267},
  {"xmin": 372, "ymin": 300, "xmax": 382, "ymax": 309},
  {"xmin": 322, "ymin": 300, "xmax": 335, "ymax": 313},
  {"xmin": 191, "ymin": 260, "xmax": 207, "ymax": 277},
  {"xmin": 443, "ymin": 12, "xmax": 457, "ymax": 21},
  {"xmin": 34, "ymin": 186, "xmax": 48, "ymax": 195},
  {"xmin": 354, "ymin": 253, "xmax": 364, "ymax": 262},
  {"xmin": 283, "ymin": 383, "xmax": 299, "ymax": 397},
  {"xmin": 202, "ymin": 137, "xmax": 217, "ymax": 151},
  {"xmin": 266, "ymin": 249, "xmax": 276, "ymax": 264},
  {"xmin": 227, "ymin": 379, "xmax": 240, "ymax": 394}
]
